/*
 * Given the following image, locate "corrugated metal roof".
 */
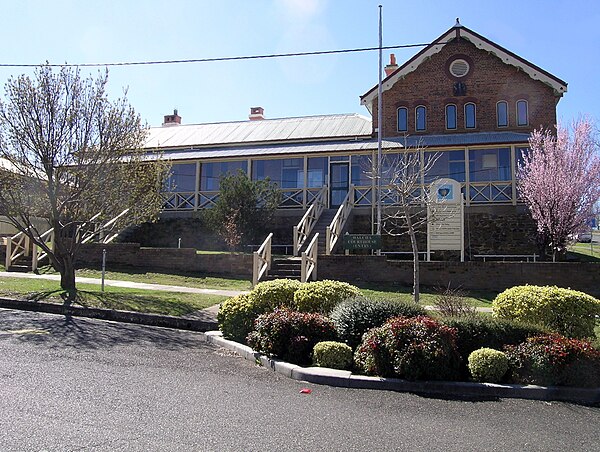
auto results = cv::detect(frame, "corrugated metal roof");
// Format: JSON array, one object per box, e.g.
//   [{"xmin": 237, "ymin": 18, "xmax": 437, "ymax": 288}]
[
  {"xmin": 144, "ymin": 113, "xmax": 373, "ymax": 149},
  {"xmin": 387, "ymin": 132, "xmax": 531, "ymax": 148},
  {"xmin": 147, "ymin": 139, "xmax": 404, "ymax": 162}
]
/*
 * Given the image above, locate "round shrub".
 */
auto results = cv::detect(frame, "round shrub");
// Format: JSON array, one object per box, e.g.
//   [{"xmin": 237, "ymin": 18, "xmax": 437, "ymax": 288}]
[
  {"xmin": 492, "ymin": 285, "xmax": 600, "ymax": 338},
  {"xmin": 441, "ymin": 315, "xmax": 546, "ymax": 362},
  {"xmin": 331, "ymin": 296, "xmax": 426, "ymax": 349},
  {"xmin": 218, "ymin": 294, "xmax": 263, "ymax": 343},
  {"xmin": 313, "ymin": 341, "xmax": 353, "ymax": 370},
  {"xmin": 247, "ymin": 308, "xmax": 337, "ymax": 366},
  {"xmin": 354, "ymin": 316, "xmax": 461, "ymax": 381},
  {"xmin": 251, "ymin": 279, "xmax": 303, "ymax": 308},
  {"xmin": 504, "ymin": 334, "xmax": 600, "ymax": 388},
  {"xmin": 293, "ymin": 280, "xmax": 361, "ymax": 314},
  {"xmin": 467, "ymin": 348, "xmax": 509, "ymax": 383}
]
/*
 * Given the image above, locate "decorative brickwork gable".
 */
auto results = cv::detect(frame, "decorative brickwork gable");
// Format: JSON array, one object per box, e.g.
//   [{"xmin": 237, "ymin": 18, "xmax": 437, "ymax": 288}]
[{"xmin": 371, "ymin": 38, "xmax": 559, "ymax": 137}]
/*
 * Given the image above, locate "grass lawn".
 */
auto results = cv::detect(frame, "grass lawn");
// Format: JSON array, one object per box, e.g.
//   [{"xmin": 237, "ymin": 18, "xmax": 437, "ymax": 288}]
[
  {"xmin": 37, "ymin": 266, "xmax": 253, "ymax": 291},
  {"xmin": 355, "ymin": 282, "xmax": 497, "ymax": 308},
  {"xmin": 567, "ymin": 242, "xmax": 600, "ymax": 262},
  {"xmin": 0, "ymin": 277, "xmax": 226, "ymax": 316}
]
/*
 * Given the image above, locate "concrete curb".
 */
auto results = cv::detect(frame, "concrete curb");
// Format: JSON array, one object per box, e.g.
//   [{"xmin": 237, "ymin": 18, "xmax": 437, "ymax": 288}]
[
  {"xmin": 0, "ymin": 297, "xmax": 218, "ymax": 332},
  {"xmin": 206, "ymin": 331, "xmax": 600, "ymax": 406}
]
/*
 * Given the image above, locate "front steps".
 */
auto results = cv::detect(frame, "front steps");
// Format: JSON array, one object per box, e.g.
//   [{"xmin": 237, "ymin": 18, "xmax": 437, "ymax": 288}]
[{"xmin": 264, "ymin": 257, "xmax": 302, "ymax": 280}]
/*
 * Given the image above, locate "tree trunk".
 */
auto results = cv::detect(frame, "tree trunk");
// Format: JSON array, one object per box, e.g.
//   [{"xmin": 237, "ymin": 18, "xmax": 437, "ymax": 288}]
[{"xmin": 404, "ymin": 204, "xmax": 420, "ymax": 304}]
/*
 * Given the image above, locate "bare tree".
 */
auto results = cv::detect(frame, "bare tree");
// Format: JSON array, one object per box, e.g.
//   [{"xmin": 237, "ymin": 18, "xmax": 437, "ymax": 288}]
[
  {"xmin": 373, "ymin": 147, "xmax": 441, "ymax": 303},
  {"xmin": 0, "ymin": 65, "xmax": 168, "ymax": 298}
]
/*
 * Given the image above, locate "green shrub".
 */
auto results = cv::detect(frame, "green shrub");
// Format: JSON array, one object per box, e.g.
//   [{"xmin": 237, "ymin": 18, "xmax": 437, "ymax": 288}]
[
  {"xmin": 492, "ymin": 285, "xmax": 600, "ymax": 338},
  {"xmin": 468, "ymin": 348, "xmax": 509, "ymax": 383},
  {"xmin": 293, "ymin": 280, "xmax": 361, "ymax": 314},
  {"xmin": 441, "ymin": 315, "xmax": 546, "ymax": 363},
  {"xmin": 247, "ymin": 308, "xmax": 337, "ymax": 366},
  {"xmin": 504, "ymin": 334, "xmax": 600, "ymax": 388},
  {"xmin": 218, "ymin": 279, "xmax": 303, "ymax": 342},
  {"xmin": 313, "ymin": 341, "xmax": 353, "ymax": 370},
  {"xmin": 354, "ymin": 316, "xmax": 461, "ymax": 381},
  {"xmin": 251, "ymin": 279, "xmax": 303, "ymax": 308},
  {"xmin": 331, "ymin": 297, "xmax": 426, "ymax": 349}
]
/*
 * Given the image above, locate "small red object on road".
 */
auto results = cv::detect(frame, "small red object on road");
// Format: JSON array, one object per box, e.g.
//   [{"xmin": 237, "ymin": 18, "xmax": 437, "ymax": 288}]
[{"xmin": 299, "ymin": 388, "xmax": 312, "ymax": 394}]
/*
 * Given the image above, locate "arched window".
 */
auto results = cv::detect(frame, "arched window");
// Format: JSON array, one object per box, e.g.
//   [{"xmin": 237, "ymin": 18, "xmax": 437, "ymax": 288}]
[
  {"xmin": 397, "ymin": 107, "xmax": 408, "ymax": 132},
  {"xmin": 415, "ymin": 105, "xmax": 426, "ymax": 131},
  {"xmin": 445, "ymin": 104, "xmax": 457, "ymax": 130},
  {"xmin": 464, "ymin": 103, "xmax": 476, "ymax": 129},
  {"xmin": 496, "ymin": 101, "xmax": 508, "ymax": 127},
  {"xmin": 516, "ymin": 100, "xmax": 528, "ymax": 126}
]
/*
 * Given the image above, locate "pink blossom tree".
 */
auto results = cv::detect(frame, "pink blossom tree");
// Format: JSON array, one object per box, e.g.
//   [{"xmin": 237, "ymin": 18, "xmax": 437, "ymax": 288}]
[{"xmin": 518, "ymin": 119, "xmax": 600, "ymax": 261}]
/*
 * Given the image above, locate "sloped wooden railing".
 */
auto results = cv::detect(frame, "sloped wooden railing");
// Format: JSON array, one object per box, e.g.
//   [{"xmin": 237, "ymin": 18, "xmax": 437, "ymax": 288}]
[
  {"xmin": 5, "ymin": 231, "xmax": 30, "ymax": 270},
  {"xmin": 252, "ymin": 233, "xmax": 273, "ymax": 286},
  {"xmin": 325, "ymin": 185, "xmax": 354, "ymax": 255},
  {"xmin": 301, "ymin": 233, "xmax": 319, "ymax": 282},
  {"xmin": 31, "ymin": 228, "xmax": 55, "ymax": 272},
  {"xmin": 81, "ymin": 208, "xmax": 130, "ymax": 244},
  {"xmin": 293, "ymin": 185, "xmax": 327, "ymax": 256}
]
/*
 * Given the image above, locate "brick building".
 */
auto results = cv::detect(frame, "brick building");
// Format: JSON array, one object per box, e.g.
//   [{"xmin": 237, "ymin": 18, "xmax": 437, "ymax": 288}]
[{"xmin": 137, "ymin": 21, "xmax": 567, "ymax": 257}]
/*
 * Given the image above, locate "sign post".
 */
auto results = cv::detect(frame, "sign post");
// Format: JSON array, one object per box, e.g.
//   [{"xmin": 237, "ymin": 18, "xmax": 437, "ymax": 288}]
[{"xmin": 427, "ymin": 178, "xmax": 464, "ymax": 262}]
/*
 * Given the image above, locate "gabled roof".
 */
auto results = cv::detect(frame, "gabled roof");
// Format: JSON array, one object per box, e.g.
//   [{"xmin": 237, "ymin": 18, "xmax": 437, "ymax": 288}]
[
  {"xmin": 143, "ymin": 113, "xmax": 372, "ymax": 150},
  {"xmin": 361, "ymin": 23, "xmax": 568, "ymax": 110}
]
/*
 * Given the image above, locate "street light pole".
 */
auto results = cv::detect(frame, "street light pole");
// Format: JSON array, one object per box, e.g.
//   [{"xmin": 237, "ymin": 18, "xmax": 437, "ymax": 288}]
[{"xmin": 376, "ymin": 5, "xmax": 383, "ymax": 238}]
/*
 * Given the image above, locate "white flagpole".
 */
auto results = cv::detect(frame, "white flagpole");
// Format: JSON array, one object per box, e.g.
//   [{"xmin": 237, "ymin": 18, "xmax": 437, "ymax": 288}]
[{"xmin": 376, "ymin": 5, "xmax": 383, "ymax": 238}]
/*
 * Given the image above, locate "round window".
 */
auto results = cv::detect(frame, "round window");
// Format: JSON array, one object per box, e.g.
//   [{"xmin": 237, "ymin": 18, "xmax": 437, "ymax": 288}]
[{"xmin": 449, "ymin": 59, "xmax": 470, "ymax": 78}]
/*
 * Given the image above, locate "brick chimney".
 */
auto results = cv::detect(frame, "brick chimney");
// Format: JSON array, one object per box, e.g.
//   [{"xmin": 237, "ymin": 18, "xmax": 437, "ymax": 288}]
[
  {"xmin": 384, "ymin": 54, "xmax": 399, "ymax": 77},
  {"xmin": 249, "ymin": 107, "xmax": 265, "ymax": 120},
  {"xmin": 163, "ymin": 109, "xmax": 181, "ymax": 126}
]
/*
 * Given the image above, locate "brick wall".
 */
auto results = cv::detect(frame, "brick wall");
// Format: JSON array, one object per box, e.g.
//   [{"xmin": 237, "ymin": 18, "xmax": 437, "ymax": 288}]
[
  {"xmin": 77, "ymin": 243, "xmax": 252, "ymax": 277},
  {"xmin": 373, "ymin": 38, "xmax": 558, "ymax": 137},
  {"xmin": 318, "ymin": 255, "xmax": 600, "ymax": 297}
]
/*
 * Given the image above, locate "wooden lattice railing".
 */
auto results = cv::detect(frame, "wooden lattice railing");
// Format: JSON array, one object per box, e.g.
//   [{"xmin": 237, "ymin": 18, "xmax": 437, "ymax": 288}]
[
  {"xmin": 293, "ymin": 185, "xmax": 327, "ymax": 256},
  {"xmin": 252, "ymin": 233, "xmax": 273, "ymax": 286},
  {"xmin": 326, "ymin": 185, "xmax": 354, "ymax": 255},
  {"xmin": 301, "ymin": 233, "xmax": 319, "ymax": 282}
]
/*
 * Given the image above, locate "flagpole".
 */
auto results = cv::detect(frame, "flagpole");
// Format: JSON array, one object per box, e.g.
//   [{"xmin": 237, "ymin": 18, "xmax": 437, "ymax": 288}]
[{"xmin": 376, "ymin": 5, "xmax": 383, "ymax": 238}]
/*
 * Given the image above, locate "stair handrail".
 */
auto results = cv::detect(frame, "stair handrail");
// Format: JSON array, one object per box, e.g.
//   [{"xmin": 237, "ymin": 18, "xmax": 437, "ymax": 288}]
[
  {"xmin": 293, "ymin": 185, "xmax": 327, "ymax": 256},
  {"xmin": 81, "ymin": 208, "xmax": 130, "ymax": 244},
  {"xmin": 301, "ymin": 232, "xmax": 319, "ymax": 282},
  {"xmin": 32, "ymin": 228, "xmax": 55, "ymax": 272},
  {"xmin": 325, "ymin": 185, "xmax": 354, "ymax": 255},
  {"xmin": 5, "ymin": 231, "xmax": 30, "ymax": 270},
  {"xmin": 252, "ymin": 232, "xmax": 273, "ymax": 286}
]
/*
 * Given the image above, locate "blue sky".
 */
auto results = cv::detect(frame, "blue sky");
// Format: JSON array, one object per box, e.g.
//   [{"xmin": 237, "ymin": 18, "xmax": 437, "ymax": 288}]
[{"xmin": 1, "ymin": 0, "xmax": 598, "ymax": 128}]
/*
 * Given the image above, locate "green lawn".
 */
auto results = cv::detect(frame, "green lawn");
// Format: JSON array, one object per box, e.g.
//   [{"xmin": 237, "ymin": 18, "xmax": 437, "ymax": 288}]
[
  {"xmin": 567, "ymin": 242, "xmax": 600, "ymax": 262},
  {"xmin": 0, "ymin": 276, "xmax": 226, "ymax": 316}
]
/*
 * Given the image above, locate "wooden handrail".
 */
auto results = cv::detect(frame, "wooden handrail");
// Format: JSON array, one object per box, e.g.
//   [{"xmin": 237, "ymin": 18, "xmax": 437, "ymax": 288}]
[
  {"xmin": 252, "ymin": 233, "xmax": 273, "ymax": 286},
  {"xmin": 32, "ymin": 228, "xmax": 55, "ymax": 271},
  {"xmin": 325, "ymin": 185, "xmax": 354, "ymax": 255},
  {"xmin": 301, "ymin": 232, "xmax": 319, "ymax": 282},
  {"xmin": 293, "ymin": 185, "xmax": 327, "ymax": 256}
]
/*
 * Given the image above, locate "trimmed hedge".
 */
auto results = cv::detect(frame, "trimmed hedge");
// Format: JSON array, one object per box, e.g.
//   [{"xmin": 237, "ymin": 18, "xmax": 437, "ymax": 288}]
[
  {"xmin": 468, "ymin": 348, "xmax": 509, "ymax": 383},
  {"xmin": 354, "ymin": 316, "xmax": 461, "ymax": 381},
  {"xmin": 441, "ymin": 315, "xmax": 546, "ymax": 364},
  {"xmin": 313, "ymin": 341, "xmax": 353, "ymax": 370},
  {"xmin": 331, "ymin": 297, "xmax": 426, "ymax": 349},
  {"xmin": 218, "ymin": 279, "xmax": 302, "ymax": 343},
  {"xmin": 492, "ymin": 285, "xmax": 600, "ymax": 338},
  {"xmin": 504, "ymin": 334, "xmax": 600, "ymax": 388},
  {"xmin": 293, "ymin": 280, "xmax": 361, "ymax": 314},
  {"xmin": 247, "ymin": 308, "xmax": 337, "ymax": 366}
]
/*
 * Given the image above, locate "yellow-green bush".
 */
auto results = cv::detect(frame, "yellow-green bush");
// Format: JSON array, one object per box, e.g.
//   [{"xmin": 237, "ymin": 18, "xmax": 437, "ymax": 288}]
[
  {"xmin": 492, "ymin": 285, "xmax": 600, "ymax": 338},
  {"xmin": 218, "ymin": 279, "xmax": 302, "ymax": 343},
  {"xmin": 467, "ymin": 348, "xmax": 509, "ymax": 383},
  {"xmin": 313, "ymin": 341, "xmax": 353, "ymax": 370},
  {"xmin": 293, "ymin": 280, "xmax": 361, "ymax": 314}
]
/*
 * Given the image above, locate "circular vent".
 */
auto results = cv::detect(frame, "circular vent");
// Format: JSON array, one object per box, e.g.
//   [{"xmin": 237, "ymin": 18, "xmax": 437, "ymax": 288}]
[{"xmin": 449, "ymin": 59, "xmax": 470, "ymax": 78}]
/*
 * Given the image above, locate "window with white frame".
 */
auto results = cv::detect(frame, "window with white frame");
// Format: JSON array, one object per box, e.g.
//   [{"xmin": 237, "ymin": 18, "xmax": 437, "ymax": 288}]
[
  {"xmin": 397, "ymin": 107, "xmax": 408, "ymax": 132},
  {"xmin": 415, "ymin": 105, "xmax": 426, "ymax": 131},
  {"xmin": 516, "ymin": 100, "xmax": 528, "ymax": 126},
  {"xmin": 446, "ymin": 104, "xmax": 457, "ymax": 130},
  {"xmin": 496, "ymin": 101, "xmax": 508, "ymax": 127},
  {"xmin": 464, "ymin": 103, "xmax": 476, "ymax": 129}
]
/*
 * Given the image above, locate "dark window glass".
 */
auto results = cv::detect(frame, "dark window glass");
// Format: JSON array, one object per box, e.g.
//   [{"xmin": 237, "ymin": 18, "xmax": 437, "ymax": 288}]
[
  {"xmin": 201, "ymin": 161, "xmax": 246, "ymax": 191},
  {"xmin": 446, "ymin": 104, "xmax": 457, "ymax": 130},
  {"xmin": 251, "ymin": 158, "xmax": 303, "ymax": 189},
  {"xmin": 307, "ymin": 157, "xmax": 327, "ymax": 188},
  {"xmin": 469, "ymin": 148, "xmax": 511, "ymax": 182},
  {"xmin": 497, "ymin": 101, "xmax": 508, "ymax": 127},
  {"xmin": 165, "ymin": 163, "xmax": 196, "ymax": 192},
  {"xmin": 424, "ymin": 150, "xmax": 465, "ymax": 183},
  {"xmin": 397, "ymin": 107, "xmax": 408, "ymax": 132},
  {"xmin": 465, "ymin": 103, "xmax": 476, "ymax": 129},
  {"xmin": 517, "ymin": 100, "xmax": 528, "ymax": 126},
  {"xmin": 415, "ymin": 106, "xmax": 426, "ymax": 131}
]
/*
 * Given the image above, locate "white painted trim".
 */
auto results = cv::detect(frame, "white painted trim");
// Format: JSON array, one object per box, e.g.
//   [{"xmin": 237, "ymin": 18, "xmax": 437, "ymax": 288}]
[
  {"xmin": 397, "ymin": 106, "xmax": 408, "ymax": 132},
  {"xmin": 415, "ymin": 105, "xmax": 427, "ymax": 132},
  {"xmin": 464, "ymin": 102, "xmax": 477, "ymax": 129},
  {"xmin": 361, "ymin": 28, "xmax": 568, "ymax": 107},
  {"xmin": 445, "ymin": 103, "xmax": 457, "ymax": 130},
  {"xmin": 516, "ymin": 99, "xmax": 529, "ymax": 127}
]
